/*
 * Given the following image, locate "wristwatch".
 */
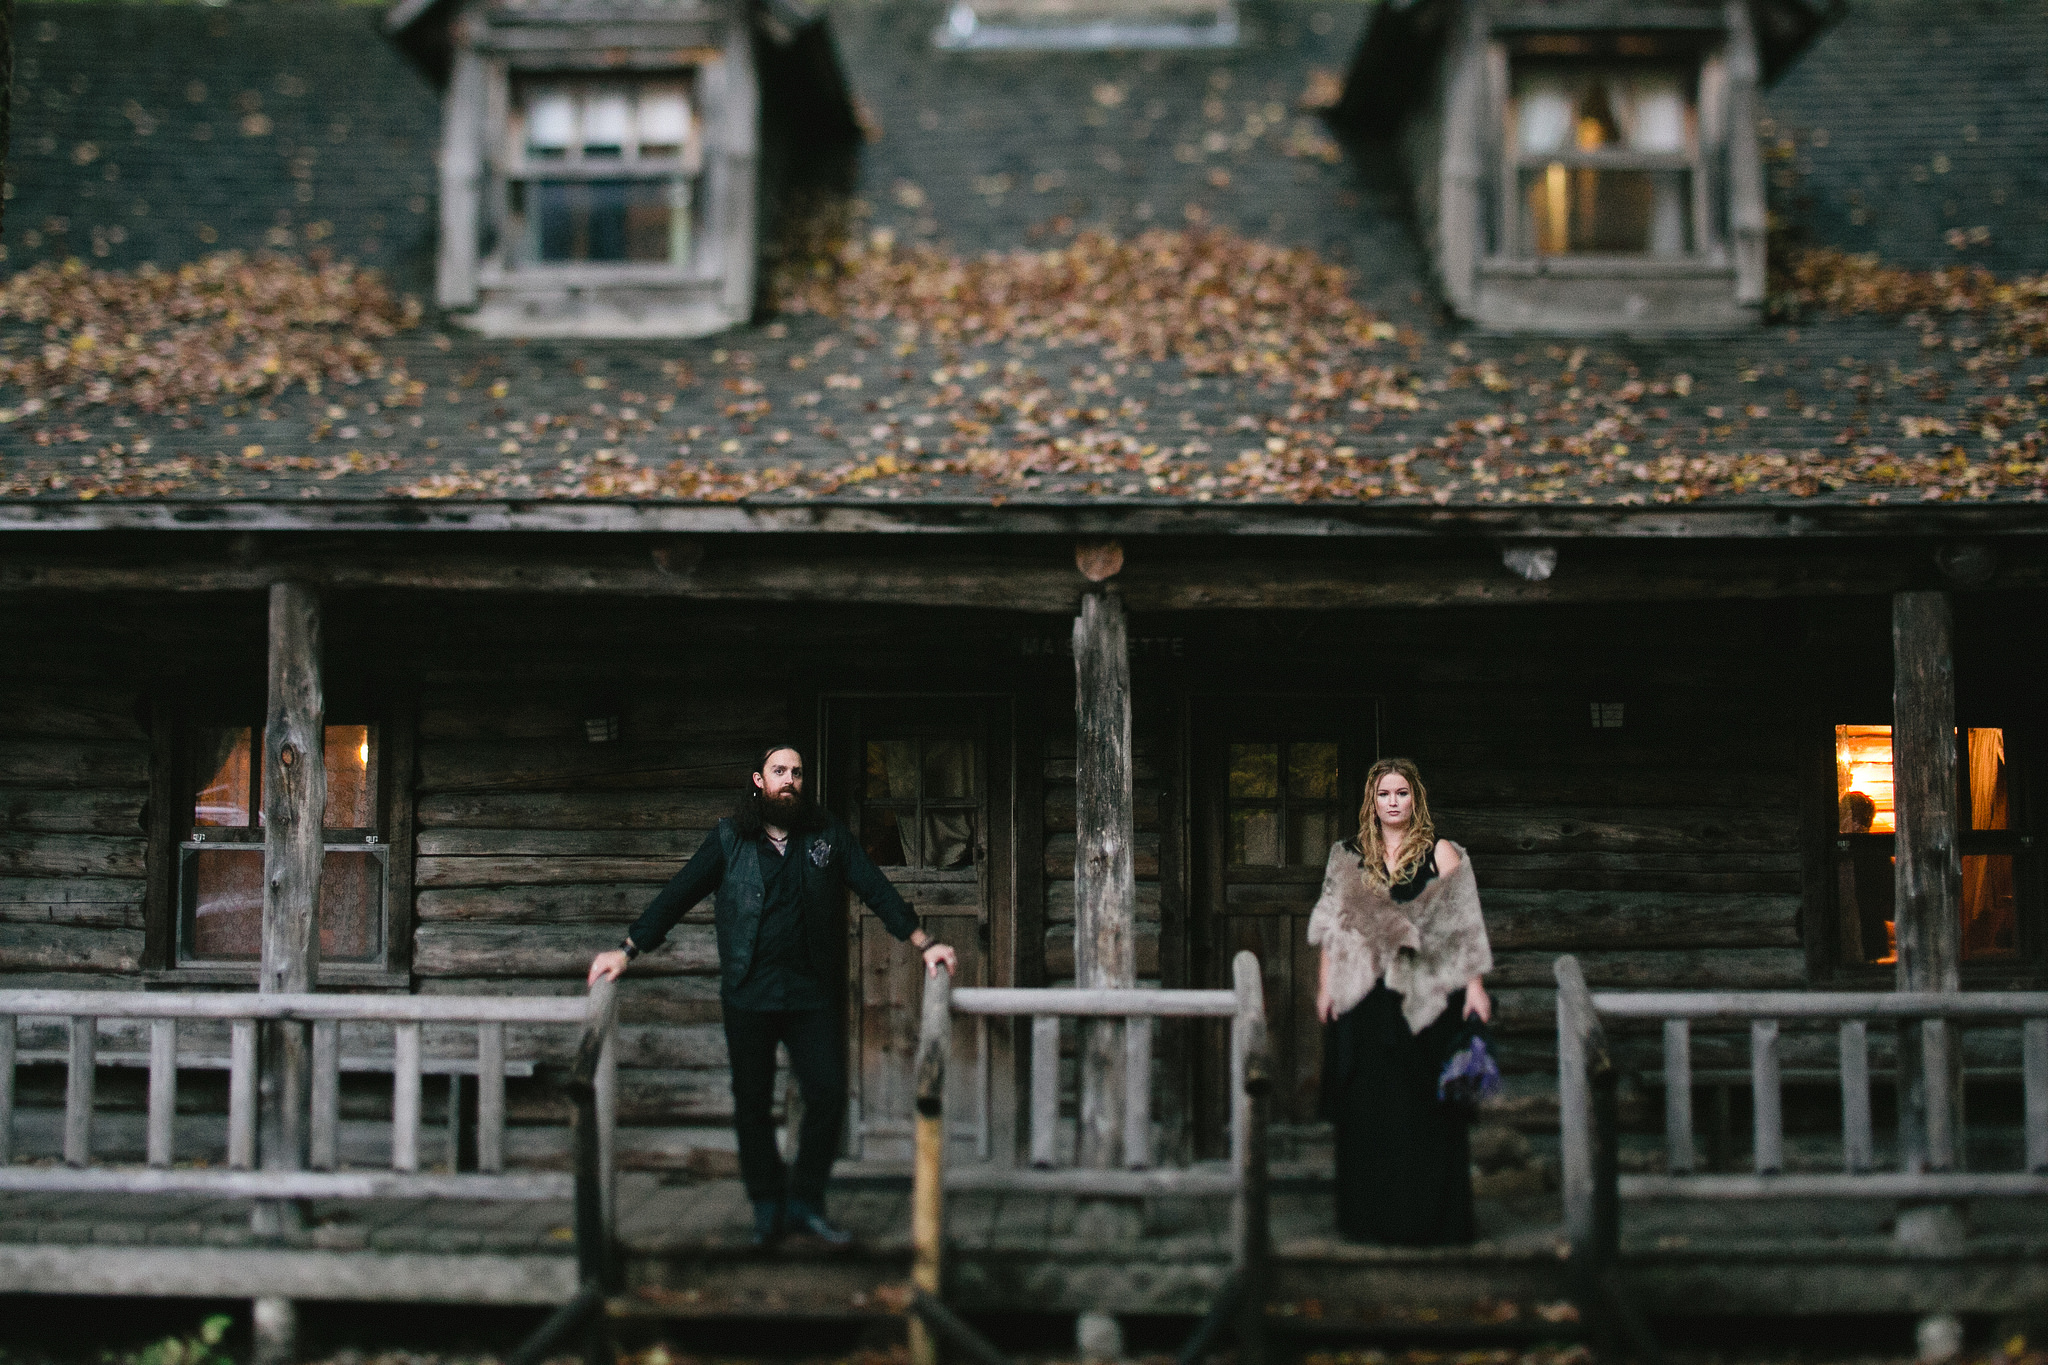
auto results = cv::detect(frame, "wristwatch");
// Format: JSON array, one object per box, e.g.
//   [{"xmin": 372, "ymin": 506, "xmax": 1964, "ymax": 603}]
[{"xmin": 618, "ymin": 937, "xmax": 641, "ymax": 961}]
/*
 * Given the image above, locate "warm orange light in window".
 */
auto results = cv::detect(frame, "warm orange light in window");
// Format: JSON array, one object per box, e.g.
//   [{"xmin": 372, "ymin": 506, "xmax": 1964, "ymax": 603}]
[
  {"xmin": 1835, "ymin": 724, "xmax": 1895, "ymax": 833},
  {"xmin": 359, "ymin": 735, "xmax": 370, "ymax": 767}
]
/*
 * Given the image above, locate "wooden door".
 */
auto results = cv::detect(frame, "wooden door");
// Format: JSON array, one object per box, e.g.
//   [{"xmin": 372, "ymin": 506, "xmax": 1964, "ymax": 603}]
[
  {"xmin": 1193, "ymin": 699, "xmax": 1374, "ymax": 1149},
  {"xmin": 826, "ymin": 697, "xmax": 1012, "ymax": 1164}
]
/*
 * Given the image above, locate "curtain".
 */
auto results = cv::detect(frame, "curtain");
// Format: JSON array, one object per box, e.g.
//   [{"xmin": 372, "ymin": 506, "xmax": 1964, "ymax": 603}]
[
  {"xmin": 1515, "ymin": 76, "xmax": 1575, "ymax": 156},
  {"xmin": 1607, "ymin": 72, "xmax": 1689, "ymax": 256}
]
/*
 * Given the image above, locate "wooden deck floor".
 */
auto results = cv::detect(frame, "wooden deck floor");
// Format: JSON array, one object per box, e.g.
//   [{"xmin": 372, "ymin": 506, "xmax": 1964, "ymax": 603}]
[{"xmin": 3, "ymin": 1177, "xmax": 2046, "ymax": 1321}]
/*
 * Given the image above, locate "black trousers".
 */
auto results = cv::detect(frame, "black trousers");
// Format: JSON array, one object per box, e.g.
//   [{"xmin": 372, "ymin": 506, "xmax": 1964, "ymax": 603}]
[{"xmin": 721, "ymin": 1002, "xmax": 846, "ymax": 1206}]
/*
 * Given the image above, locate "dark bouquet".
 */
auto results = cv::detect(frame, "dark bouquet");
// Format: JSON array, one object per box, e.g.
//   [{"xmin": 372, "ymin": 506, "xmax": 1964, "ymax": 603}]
[{"xmin": 1436, "ymin": 1026, "xmax": 1503, "ymax": 1114}]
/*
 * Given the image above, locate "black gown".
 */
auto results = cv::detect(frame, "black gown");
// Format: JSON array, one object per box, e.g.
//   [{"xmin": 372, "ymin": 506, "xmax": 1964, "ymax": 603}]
[{"xmin": 1321, "ymin": 845, "xmax": 1476, "ymax": 1246}]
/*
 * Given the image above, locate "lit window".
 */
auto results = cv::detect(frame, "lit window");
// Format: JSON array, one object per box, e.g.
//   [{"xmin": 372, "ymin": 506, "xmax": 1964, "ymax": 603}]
[
  {"xmin": 1831, "ymin": 723, "xmax": 2022, "ymax": 966},
  {"xmin": 1506, "ymin": 38, "xmax": 1701, "ymax": 258},
  {"xmin": 509, "ymin": 79, "xmax": 702, "ymax": 268},
  {"xmin": 180, "ymin": 724, "xmax": 386, "ymax": 966}
]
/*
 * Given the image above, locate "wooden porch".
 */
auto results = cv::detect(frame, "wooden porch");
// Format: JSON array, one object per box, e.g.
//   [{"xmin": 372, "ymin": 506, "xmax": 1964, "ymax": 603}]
[{"xmin": 7, "ymin": 1175, "xmax": 2048, "ymax": 1323}]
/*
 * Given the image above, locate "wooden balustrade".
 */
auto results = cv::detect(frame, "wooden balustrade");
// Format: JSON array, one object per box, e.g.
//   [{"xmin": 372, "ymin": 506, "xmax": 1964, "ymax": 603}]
[
  {"xmin": 1555, "ymin": 958, "xmax": 2048, "ymax": 1229},
  {"xmin": 0, "ymin": 985, "xmax": 617, "ymax": 1216}
]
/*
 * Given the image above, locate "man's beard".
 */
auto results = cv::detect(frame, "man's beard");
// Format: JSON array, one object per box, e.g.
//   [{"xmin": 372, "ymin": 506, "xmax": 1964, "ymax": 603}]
[{"xmin": 759, "ymin": 789, "xmax": 809, "ymax": 826}]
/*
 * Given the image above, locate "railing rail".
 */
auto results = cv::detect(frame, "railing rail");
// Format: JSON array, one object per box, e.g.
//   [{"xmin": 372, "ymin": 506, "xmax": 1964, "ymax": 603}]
[
  {"xmin": 0, "ymin": 981, "xmax": 619, "ymax": 1228},
  {"xmin": 1554, "ymin": 957, "xmax": 2048, "ymax": 1231},
  {"xmin": 910, "ymin": 951, "xmax": 1270, "ymax": 1365}
]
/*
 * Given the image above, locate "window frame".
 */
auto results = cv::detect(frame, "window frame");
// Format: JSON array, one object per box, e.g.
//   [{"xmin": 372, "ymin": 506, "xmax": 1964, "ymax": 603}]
[
  {"xmin": 480, "ymin": 61, "xmax": 726, "ymax": 289},
  {"xmin": 1823, "ymin": 718, "xmax": 2041, "ymax": 981},
  {"xmin": 146, "ymin": 699, "xmax": 415, "ymax": 987},
  {"xmin": 499, "ymin": 76, "xmax": 707, "ymax": 276},
  {"xmin": 1487, "ymin": 31, "xmax": 1729, "ymax": 270}
]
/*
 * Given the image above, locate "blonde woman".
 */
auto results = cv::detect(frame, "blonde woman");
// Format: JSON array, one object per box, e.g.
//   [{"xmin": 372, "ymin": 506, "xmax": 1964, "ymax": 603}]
[{"xmin": 1308, "ymin": 757, "xmax": 1493, "ymax": 1245}]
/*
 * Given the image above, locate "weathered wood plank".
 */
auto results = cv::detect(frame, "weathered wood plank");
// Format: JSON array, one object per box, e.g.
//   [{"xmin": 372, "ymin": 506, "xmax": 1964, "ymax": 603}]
[
  {"xmin": 64, "ymin": 1016, "xmax": 94, "ymax": 1166},
  {"xmin": 0, "ymin": 689, "xmax": 146, "ymax": 742},
  {"xmin": 0, "ymin": 790, "xmax": 148, "ymax": 836},
  {"xmin": 1490, "ymin": 948, "xmax": 1808, "ymax": 989},
  {"xmin": 228, "ymin": 1024, "xmax": 256, "ymax": 1169},
  {"xmin": 0, "ymin": 925, "xmax": 144, "ymax": 973},
  {"xmin": 1418, "ymin": 768, "xmax": 1798, "ymax": 810},
  {"xmin": 477, "ymin": 1020, "xmax": 506, "ymax": 1175},
  {"xmin": 418, "ymin": 694, "xmax": 788, "ymax": 743},
  {"xmin": 1046, "ymin": 881, "xmax": 1160, "ymax": 925},
  {"xmin": 416, "ymin": 790, "xmax": 734, "ymax": 830},
  {"xmin": 392, "ymin": 1021, "xmax": 422, "ymax": 1174},
  {"xmin": 416, "ymin": 884, "xmax": 684, "ymax": 925},
  {"xmin": 0, "ymin": 833, "xmax": 147, "ymax": 879},
  {"xmin": 1434, "ymin": 808, "xmax": 1792, "ymax": 855},
  {"xmin": 1751, "ymin": 1019, "xmax": 1783, "ymax": 1174},
  {"xmin": 1663, "ymin": 1020, "xmax": 1694, "ymax": 1174},
  {"xmin": 1031, "ymin": 1015, "xmax": 1059, "ymax": 1168},
  {"xmin": 311, "ymin": 1019, "xmax": 340, "ymax": 1171},
  {"xmin": 0, "ymin": 878, "xmax": 145, "ymax": 928},
  {"xmin": 416, "ymin": 829, "xmax": 704, "ymax": 858},
  {"xmin": 1044, "ymin": 925, "xmax": 1160, "ymax": 982},
  {"xmin": 416, "ymin": 857, "xmax": 684, "ymax": 890},
  {"xmin": 147, "ymin": 1018, "xmax": 176, "ymax": 1169},
  {"xmin": 1042, "ymin": 786, "xmax": 1161, "ymax": 833},
  {"xmin": 417, "ymin": 741, "xmax": 758, "ymax": 794},
  {"xmin": 0, "ymin": 1014, "xmax": 14, "ymax": 1164},
  {"xmin": 0, "ymin": 741, "xmax": 149, "ymax": 790},
  {"xmin": 1073, "ymin": 592, "xmax": 1133, "ymax": 1174},
  {"xmin": 1841, "ymin": 1020, "xmax": 1873, "ymax": 1174},
  {"xmin": 2024, "ymin": 1018, "xmax": 2048, "ymax": 1175},
  {"xmin": 412, "ymin": 924, "xmax": 718, "ymax": 977},
  {"xmin": 415, "ymin": 974, "xmax": 724, "ymax": 1025}
]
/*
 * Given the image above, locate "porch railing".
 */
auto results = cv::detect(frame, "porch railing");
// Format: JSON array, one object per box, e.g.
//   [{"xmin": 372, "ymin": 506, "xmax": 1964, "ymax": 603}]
[
  {"xmin": 0, "ymin": 980, "xmax": 619, "ymax": 1237},
  {"xmin": 908, "ymin": 951, "xmax": 1270, "ymax": 1365},
  {"xmin": 1554, "ymin": 953, "xmax": 2048, "ymax": 1252}
]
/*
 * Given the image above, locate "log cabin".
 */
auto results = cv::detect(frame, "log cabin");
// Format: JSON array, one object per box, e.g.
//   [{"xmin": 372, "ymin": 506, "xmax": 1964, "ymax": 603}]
[{"xmin": 2, "ymin": 0, "xmax": 2047, "ymax": 1342}]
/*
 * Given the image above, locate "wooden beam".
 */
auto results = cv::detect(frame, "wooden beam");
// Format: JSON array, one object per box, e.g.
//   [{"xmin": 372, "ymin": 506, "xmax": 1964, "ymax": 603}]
[
  {"xmin": 1073, "ymin": 587, "xmax": 1135, "ymax": 1169},
  {"xmin": 1892, "ymin": 590, "xmax": 1964, "ymax": 1174},
  {"xmin": 262, "ymin": 581, "xmax": 325, "ymax": 1212}
]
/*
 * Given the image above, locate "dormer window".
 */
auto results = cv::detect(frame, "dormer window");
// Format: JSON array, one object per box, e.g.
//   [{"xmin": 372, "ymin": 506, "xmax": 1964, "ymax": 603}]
[
  {"xmin": 1510, "ymin": 58, "xmax": 1698, "ymax": 258},
  {"xmin": 511, "ymin": 78, "xmax": 703, "ymax": 268},
  {"xmin": 392, "ymin": 0, "xmax": 862, "ymax": 339}
]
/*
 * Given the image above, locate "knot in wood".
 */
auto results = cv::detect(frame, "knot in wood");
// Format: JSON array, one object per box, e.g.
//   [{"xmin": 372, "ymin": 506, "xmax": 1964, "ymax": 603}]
[{"xmin": 279, "ymin": 744, "xmax": 297, "ymax": 768}]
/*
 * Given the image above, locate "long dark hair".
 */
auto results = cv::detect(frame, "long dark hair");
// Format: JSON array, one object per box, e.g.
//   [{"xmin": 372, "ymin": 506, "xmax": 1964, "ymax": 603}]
[{"xmin": 732, "ymin": 742, "xmax": 823, "ymax": 838}]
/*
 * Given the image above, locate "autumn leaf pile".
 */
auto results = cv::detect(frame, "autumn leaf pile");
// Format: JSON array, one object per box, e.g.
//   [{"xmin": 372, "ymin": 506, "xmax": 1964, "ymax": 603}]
[{"xmin": 0, "ymin": 252, "xmax": 419, "ymax": 417}]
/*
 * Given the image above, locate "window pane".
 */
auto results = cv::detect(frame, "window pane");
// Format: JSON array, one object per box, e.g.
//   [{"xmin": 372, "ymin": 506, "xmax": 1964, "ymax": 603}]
[
  {"xmin": 190, "ymin": 847, "xmax": 264, "ymax": 959},
  {"xmin": 1961, "ymin": 853, "xmax": 2018, "ymax": 959},
  {"xmin": 1288, "ymin": 807, "xmax": 1337, "ymax": 866},
  {"xmin": 532, "ymin": 181, "xmax": 674, "ymax": 263},
  {"xmin": 525, "ymin": 89, "xmax": 575, "ymax": 158},
  {"xmin": 1287, "ymin": 742, "xmax": 1340, "ymax": 800},
  {"xmin": 1230, "ymin": 808, "xmax": 1281, "ymax": 866},
  {"xmin": 1228, "ymin": 743, "xmax": 1279, "ymax": 800},
  {"xmin": 637, "ymin": 85, "xmax": 693, "ymax": 156},
  {"xmin": 922, "ymin": 738, "xmax": 977, "ymax": 801},
  {"xmin": 1967, "ymin": 728, "xmax": 2009, "ymax": 831},
  {"xmin": 867, "ymin": 740, "xmax": 918, "ymax": 801},
  {"xmin": 1835, "ymin": 844, "xmax": 1896, "ymax": 965},
  {"xmin": 1523, "ymin": 166, "xmax": 1689, "ymax": 255},
  {"xmin": 862, "ymin": 806, "xmax": 908, "ymax": 866},
  {"xmin": 325, "ymin": 725, "xmax": 374, "ymax": 830},
  {"xmin": 193, "ymin": 727, "xmax": 254, "ymax": 828},
  {"xmin": 582, "ymin": 90, "xmax": 632, "ymax": 155},
  {"xmin": 923, "ymin": 810, "xmax": 977, "ymax": 870},
  {"xmin": 320, "ymin": 850, "xmax": 381, "ymax": 962},
  {"xmin": 1836, "ymin": 725, "xmax": 1895, "ymax": 834}
]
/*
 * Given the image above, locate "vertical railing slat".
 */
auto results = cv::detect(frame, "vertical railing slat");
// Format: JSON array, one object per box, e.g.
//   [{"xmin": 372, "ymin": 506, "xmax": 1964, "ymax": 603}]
[
  {"xmin": 2024, "ymin": 1016, "xmax": 2048, "ymax": 1175},
  {"xmin": 228, "ymin": 1019, "xmax": 258, "ymax": 1170},
  {"xmin": 0, "ymin": 1014, "xmax": 15, "ymax": 1166},
  {"xmin": 1030, "ymin": 1015, "xmax": 1059, "ymax": 1168},
  {"xmin": 597, "ymin": 1009, "xmax": 619, "ymax": 1240},
  {"xmin": 1751, "ymin": 1019, "xmax": 1782, "ymax": 1175},
  {"xmin": 65, "ymin": 1016, "xmax": 96, "ymax": 1168},
  {"xmin": 1123, "ymin": 1015, "xmax": 1152, "ymax": 1170},
  {"xmin": 1922, "ymin": 1018, "xmax": 1956, "ymax": 1171},
  {"xmin": 310, "ymin": 1019, "xmax": 340, "ymax": 1171},
  {"xmin": 1663, "ymin": 1019, "xmax": 1695, "ymax": 1175},
  {"xmin": 477, "ymin": 1020, "xmax": 506, "ymax": 1175},
  {"xmin": 1839, "ymin": 1020, "xmax": 1873, "ymax": 1174},
  {"xmin": 147, "ymin": 1019, "xmax": 177, "ymax": 1169},
  {"xmin": 1228, "ymin": 1011, "xmax": 1247, "ymax": 1174},
  {"xmin": 392, "ymin": 1021, "xmax": 422, "ymax": 1174}
]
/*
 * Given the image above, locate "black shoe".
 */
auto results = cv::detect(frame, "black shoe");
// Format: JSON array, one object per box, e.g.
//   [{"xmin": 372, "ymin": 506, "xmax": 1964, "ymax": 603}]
[
  {"xmin": 784, "ymin": 1197, "xmax": 853, "ymax": 1247},
  {"xmin": 751, "ymin": 1199, "xmax": 786, "ymax": 1248}
]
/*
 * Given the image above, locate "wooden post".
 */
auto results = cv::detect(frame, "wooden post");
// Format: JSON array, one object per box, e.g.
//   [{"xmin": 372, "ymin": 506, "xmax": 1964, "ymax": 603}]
[
  {"xmin": 1231, "ymin": 952, "xmax": 1270, "ymax": 1365},
  {"xmin": 65, "ymin": 1016, "xmax": 94, "ymax": 1167},
  {"xmin": 1073, "ymin": 586, "xmax": 1135, "ymax": 1169},
  {"xmin": 1841, "ymin": 1020, "xmax": 1874, "ymax": 1174},
  {"xmin": 1663, "ymin": 1020, "xmax": 1694, "ymax": 1175},
  {"xmin": 910, "ymin": 966, "xmax": 953, "ymax": 1365},
  {"xmin": 1892, "ymin": 591, "xmax": 1964, "ymax": 1176},
  {"xmin": 148, "ymin": 1019, "xmax": 177, "ymax": 1169},
  {"xmin": 0, "ymin": 1013, "xmax": 13, "ymax": 1166},
  {"xmin": 257, "ymin": 581, "xmax": 323, "ymax": 1356},
  {"xmin": 1751, "ymin": 1020, "xmax": 1782, "ymax": 1175}
]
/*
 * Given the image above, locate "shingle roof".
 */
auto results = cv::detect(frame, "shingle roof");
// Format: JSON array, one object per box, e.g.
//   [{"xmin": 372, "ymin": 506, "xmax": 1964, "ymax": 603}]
[{"xmin": 0, "ymin": 0, "xmax": 2044, "ymax": 516}]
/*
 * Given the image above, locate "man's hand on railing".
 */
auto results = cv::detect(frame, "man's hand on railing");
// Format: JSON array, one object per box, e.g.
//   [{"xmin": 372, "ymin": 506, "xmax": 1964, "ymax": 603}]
[
  {"xmin": 920, "ymin": 941, "xmax": 958, "ymax": 979},
  {"xmin": 587, "ymin": 950, "xmax": 629, "ymax": 986}
]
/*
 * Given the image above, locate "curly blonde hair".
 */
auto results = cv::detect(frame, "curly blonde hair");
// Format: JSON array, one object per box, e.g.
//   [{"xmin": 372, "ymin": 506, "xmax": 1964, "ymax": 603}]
[{"xmin": 1357, "ymin": 757, "xmax": 1436, "ymax": 890}]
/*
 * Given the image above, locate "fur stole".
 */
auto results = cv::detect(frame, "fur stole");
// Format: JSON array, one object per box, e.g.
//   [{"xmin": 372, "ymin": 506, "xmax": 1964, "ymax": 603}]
[{"xmin": 1305, "ymin": 840, "xmax": 1493, "ymax": 1034}]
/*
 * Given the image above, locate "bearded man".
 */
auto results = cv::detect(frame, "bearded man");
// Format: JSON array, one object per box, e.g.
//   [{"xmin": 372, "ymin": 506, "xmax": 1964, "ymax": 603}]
[{"xmin": 588, "ymin": 744, "xmax": 955, "ymax": 1247}]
